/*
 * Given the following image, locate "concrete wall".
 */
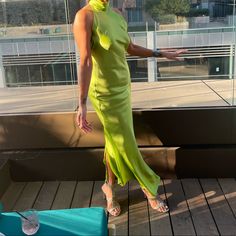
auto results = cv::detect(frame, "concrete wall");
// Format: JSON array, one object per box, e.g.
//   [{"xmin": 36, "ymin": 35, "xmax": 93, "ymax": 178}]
[{"xmin": 1, "ymin": 108, "xmax": 236, "ymax": 179}]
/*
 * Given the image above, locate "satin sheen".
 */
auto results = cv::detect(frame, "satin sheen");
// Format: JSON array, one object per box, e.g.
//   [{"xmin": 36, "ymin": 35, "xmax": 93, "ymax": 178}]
[
  {"xmin": 88, "ymin": 0, "xmax": 160, "ymax": 196},
  {"xmin": 89, "ymin": 0, "xmax": 108, "ymax": 11}
]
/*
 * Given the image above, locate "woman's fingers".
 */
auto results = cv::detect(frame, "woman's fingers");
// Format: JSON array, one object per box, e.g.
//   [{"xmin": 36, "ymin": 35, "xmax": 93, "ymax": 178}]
[
  {"xmin": 81, "ymin": 121, "xmax": 92, "ymax": 133},
  {"xmin": 79, "ymin": 117, "xmax": 92, "ymax": 133},
  {"xmin": 176, "ymin": 49, "xmax": 188, "ymax": 54},
  {"xmin": 171, "ymin": 49, "xmax": 188, "ymax": 61},
  {"xmin": 82, "ymin": 125, "xmax": 92, "ymax": 133},
  {"xmin": 76, "ymin": 113, "xmax": 92, "ymax": 133}
]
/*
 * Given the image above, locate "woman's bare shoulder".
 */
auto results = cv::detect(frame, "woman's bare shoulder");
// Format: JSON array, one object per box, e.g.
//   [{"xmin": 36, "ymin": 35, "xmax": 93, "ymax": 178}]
[{"xmin": 74, "ymin": 5, "xmax": 94, "ymax": 22}]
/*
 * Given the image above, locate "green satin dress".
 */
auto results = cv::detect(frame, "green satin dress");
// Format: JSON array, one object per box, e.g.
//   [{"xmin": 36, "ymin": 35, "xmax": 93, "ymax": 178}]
[{"xmin": 88, "ymin": 0, "xmax": 160, "ymax": 196}]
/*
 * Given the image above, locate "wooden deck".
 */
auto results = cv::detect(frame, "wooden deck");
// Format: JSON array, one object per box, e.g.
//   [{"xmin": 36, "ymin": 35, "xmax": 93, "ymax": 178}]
[{"xmin": 1, "ymin": 179, "xmax": 236, "ymax": 235}]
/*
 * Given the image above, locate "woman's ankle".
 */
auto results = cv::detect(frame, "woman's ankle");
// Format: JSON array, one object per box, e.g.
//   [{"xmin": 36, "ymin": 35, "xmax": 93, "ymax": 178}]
[
  {"xmin": 142, "ymin": 187, "xmax": 156, "ymax": 199},
  {"xmin": 105, "ymin": 179, "xmax": 116, "ymax": 186}
]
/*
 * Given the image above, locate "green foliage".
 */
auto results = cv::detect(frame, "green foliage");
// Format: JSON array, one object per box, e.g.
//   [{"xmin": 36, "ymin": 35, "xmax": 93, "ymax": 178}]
[
  {"xmin": 158, "ymin": 14, "xmax": 176, "ymax": 24},
  {"xmin": 0, "ymin": 0, "xmax": 81, "ymax": 27},
  {"xmin": 0, "ymin": 3, "xmax": 5, "ymax": 24},
  {"xmin": 4, "ymin": 0, "xmax": 53, "ymax": 26},
  {"xmin": 186, "ymin": 8, "xmax": 209, "ymax": 17},
  {"xmin": 52, "ymin": 1, "xmax": 66, "ymax": 23},
  {"xmin": 145, "ymin": 0, "xmax": 190, "ymax": 23},
  {"xmin": 68, "ymin": 0, "xmax": 81, "ymax": 23}
]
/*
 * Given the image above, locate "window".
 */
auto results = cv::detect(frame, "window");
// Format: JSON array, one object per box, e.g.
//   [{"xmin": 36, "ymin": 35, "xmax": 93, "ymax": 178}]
[
  {"xmin": 126, "ymin": 0, "xmax": 143, "ymax": 23},
  {"xmin": 127, "ymin": 8, "xmax": 143, "ymax": 23},
  {"xmin": 136, "ymin": 0, "xmax": 142, "ymax": 8}
]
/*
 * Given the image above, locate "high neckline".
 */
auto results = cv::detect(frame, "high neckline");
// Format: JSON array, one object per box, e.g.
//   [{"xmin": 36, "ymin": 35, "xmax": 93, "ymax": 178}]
[{"xmin": 89, "ymin": 0, "xmax": 109, "ymax": 12}]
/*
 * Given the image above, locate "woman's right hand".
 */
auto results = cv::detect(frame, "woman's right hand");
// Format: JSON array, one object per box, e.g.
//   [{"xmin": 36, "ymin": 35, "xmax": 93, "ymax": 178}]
[{"xmin": 76, "ymin": 105, "xmax": 92, "ymax": 133}]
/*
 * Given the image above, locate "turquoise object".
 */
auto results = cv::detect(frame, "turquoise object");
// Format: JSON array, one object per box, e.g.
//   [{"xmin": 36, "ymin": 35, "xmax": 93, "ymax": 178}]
[
  {"xmin": 0, "ymin": 207, "xmax": 107, "ymax": 236},
  {"xmin": 0, "ymin": 203, "xmax": 3, "ymax": 214}
]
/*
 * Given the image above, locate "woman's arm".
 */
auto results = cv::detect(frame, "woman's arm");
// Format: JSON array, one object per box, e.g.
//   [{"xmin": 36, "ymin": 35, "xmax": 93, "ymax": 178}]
[
  {"xmin": 73, "ymin": 8, "xmax": 93, "ymax": 133},
  {"xmin": 127, "ymin": 41, "xmax": 187, "ymax": 61},
  {"xmin": 127, "ymin": 42, "xmax": 153, "ymax": 57}
]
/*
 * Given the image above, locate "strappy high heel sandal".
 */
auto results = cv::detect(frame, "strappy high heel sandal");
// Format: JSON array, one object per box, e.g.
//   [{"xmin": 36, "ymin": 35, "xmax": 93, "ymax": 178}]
[
  {"xmin": 142, "ymin": 188, "xmax": 169, "ymax": 213},
  {"xmin": 101, "ymin": 182, "xmax": 121, "ymax": 217}
]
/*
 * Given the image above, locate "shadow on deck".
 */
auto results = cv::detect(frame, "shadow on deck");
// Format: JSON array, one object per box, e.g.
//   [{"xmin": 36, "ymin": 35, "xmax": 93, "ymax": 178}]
[{"xmin": 1, "ymin": 178, "xmax": 236, "ymax": 236}]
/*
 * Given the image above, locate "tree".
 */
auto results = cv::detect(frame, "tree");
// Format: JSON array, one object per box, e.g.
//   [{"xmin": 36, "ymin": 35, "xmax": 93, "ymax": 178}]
[
  {"xmin": 68, "ymin": 0, "xmax": 81, "ymax": 23},
  {"xmin": 5, "ymin": 0, "xmax": 53, "ymax": 26},
  {"xmin": 145, "ymin": 0, "xmax": 190, "ymax": 22}
]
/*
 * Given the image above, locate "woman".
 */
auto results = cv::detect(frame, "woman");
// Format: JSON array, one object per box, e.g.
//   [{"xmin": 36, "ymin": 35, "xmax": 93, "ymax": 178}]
[{"xmin": 73, "ymin": 0, "xmax": 185, "ymax": 216}]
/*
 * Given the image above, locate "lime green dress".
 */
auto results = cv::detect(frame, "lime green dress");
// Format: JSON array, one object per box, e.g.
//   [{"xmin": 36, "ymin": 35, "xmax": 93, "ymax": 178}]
[{"xmin": 88, "ymin": 0, "xmax": 160, "ymax": 196}]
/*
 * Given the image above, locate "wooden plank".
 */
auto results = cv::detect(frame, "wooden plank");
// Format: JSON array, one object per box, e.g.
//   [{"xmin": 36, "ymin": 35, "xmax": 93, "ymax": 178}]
[
  {"xmin": 108, "ymin": 183, "xmax": 129, "ymax": 236},
  {"xmin": 0, "ymin": 182, "xmax": 26, "ymax": 211},
  {"xmin": 33, "ymin": 181, "xmax": 59, "ymax": 210},
  {"xmin": 13, "ymin": 182, "xmax": 43, "ymax": 211},
  {"xmin": 200, "ymin": 178, "xmax": 236, "ymax": 235},
  {"xmin": 181, "ymin": 179, "xmax": 219, "ymax": 236},
  {"xmin": 51, "ymin": 181, "xmax": 76, "ymax": 210},
  {"xmin": 90, "ymin": 181, "xmax": 106, "ymax": 209},
  {"xmin": 164, "ymin": 179, "xmax": 196, "ymax": 236},
  {"xmin": 218, "ymin": 178, "xmax": 236, "ymax": 217},
  {"xmin": 90, "ymin": 181, "xmax": 108, "ymax": 235},
  {"xmin": 129, "ymin": 180, "xmax": 150, "ymax": 236},
  {"xmin": 149, "ymin": 180, "xmax": 172, "ymax": 236},
  {"xmin": 71, "ymin": 181, "xmax": 93, "ymax": 208}
]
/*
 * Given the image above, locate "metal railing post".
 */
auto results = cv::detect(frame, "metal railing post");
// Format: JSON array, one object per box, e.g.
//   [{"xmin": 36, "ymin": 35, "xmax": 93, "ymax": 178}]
[{"xmin": 147, "ymin": 31, "xmax": 157, "ymax": 82}]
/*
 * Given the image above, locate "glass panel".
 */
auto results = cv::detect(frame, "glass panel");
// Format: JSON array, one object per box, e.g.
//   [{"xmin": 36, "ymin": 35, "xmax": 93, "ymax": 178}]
[
  {"xmin": 121, "ymin": 0, "xmax": 235, "ymax": 108},
  {"xmin": 16, "ymin": 65, "xmax": 30, "ymax": 86},
  {"xmin": 41, "ymin": 64, "xmax": 54, "ymax": 86},
  {"xmin": 128, "ymin": 59, "xmax": 148, "ymax": 82},
  {"xmin": 5, "ymin": 66, "xmax": 18, "ymax": 87},
  {"xmin": 29, "ymin": 65, "xmax": 42, "ymax": 86},
  {"xmin": 0, "ymin": 0, "xmax": 236, "ymax": 114},
  {"xmin": 0, "ymin": 0, "xmax": 80, "ymax": 113}
]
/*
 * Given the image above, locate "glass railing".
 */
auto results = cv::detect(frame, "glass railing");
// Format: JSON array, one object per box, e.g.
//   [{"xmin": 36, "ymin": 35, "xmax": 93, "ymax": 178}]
[{"xmin": 0, "ymin": 0, "xmax": 236, "ymax": 113}]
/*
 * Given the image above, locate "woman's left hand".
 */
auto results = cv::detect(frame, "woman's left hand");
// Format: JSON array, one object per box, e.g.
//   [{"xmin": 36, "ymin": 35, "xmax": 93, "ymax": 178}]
[{"xmin": 161, "ymin": 49, "xmax": 188, "ymax": 61}]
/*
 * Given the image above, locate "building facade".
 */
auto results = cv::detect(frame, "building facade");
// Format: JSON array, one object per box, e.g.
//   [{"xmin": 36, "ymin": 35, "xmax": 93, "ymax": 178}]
[
  {"xmin": 0, "ymin": 0, "xmax": 235, "ymax": 88},
  {"xmin": 114, "ymin": 0, "xmax": 154, "ymax": 25}
]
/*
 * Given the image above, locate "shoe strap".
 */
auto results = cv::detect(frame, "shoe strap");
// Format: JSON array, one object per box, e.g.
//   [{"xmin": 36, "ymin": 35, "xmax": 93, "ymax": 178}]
[{"xmin": 104, "ymin": 181, "xmax": 116, "ymax": 197}]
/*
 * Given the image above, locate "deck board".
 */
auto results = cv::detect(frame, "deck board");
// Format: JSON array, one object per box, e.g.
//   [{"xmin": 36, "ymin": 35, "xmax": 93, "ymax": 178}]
[
  {"xmin": 218, "ymin": 178, "xmax": 236, "ymax": 218},
  {"xmin": 129, "ymin": 180, "xmax": 150, "ymax": 236},
  {"xmin": 13, "ymin": 182, "xmax": 43, "ymax": 211},
  {"xmin": 51, "ymin": 181, "xmax": 76, "ymax": 210},
  {"xmin": 164, "ymin": 179, "xmax": 196, "ymax": 236},
  {"xmin": 90, "ymin": 181, "xmax": 106, "ymax": 209},
  {"xmin": 71, "ymin": 181, "xmax": 93, "ymax": 208},
  {"xmin": 200, "ymin": 178, "xmax": 236, "ymax": 235},
  {"xmin": 0, "ymin": 182, "xmax": 26, "ymax": 211},
  {"xmin": 181, "ymin": 179, "xmax": 219, "ymax": 236},
  {"xmin": 149, "ymin": 180, "xmax": 173, "ymax": 236},
  {"xmin": 2, "ymin": 178, "xmax": 236, "ymax": 235},
  {"xmin": 33, "ymin": 181, "xmax": 59, "ymax": 210},
  {"xmin": 108, "ymin": 183, "xmax": 129, "ymax": 236}
]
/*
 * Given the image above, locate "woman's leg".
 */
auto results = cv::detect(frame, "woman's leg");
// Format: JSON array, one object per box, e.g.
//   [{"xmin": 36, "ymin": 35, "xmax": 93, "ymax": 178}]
[
  {"xmin": 105, "ymin": 153, "xmax": 116, "ymax": 185},
  {"xmin": 102, "ymin": 152, "xmax": 121, "ymax": 216}
]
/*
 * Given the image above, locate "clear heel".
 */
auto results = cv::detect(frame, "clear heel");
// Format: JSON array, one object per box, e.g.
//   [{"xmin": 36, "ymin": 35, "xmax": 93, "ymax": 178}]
[{"xmin": 142, "ymin": 188, "xmax": 169, "ymax": 213}]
